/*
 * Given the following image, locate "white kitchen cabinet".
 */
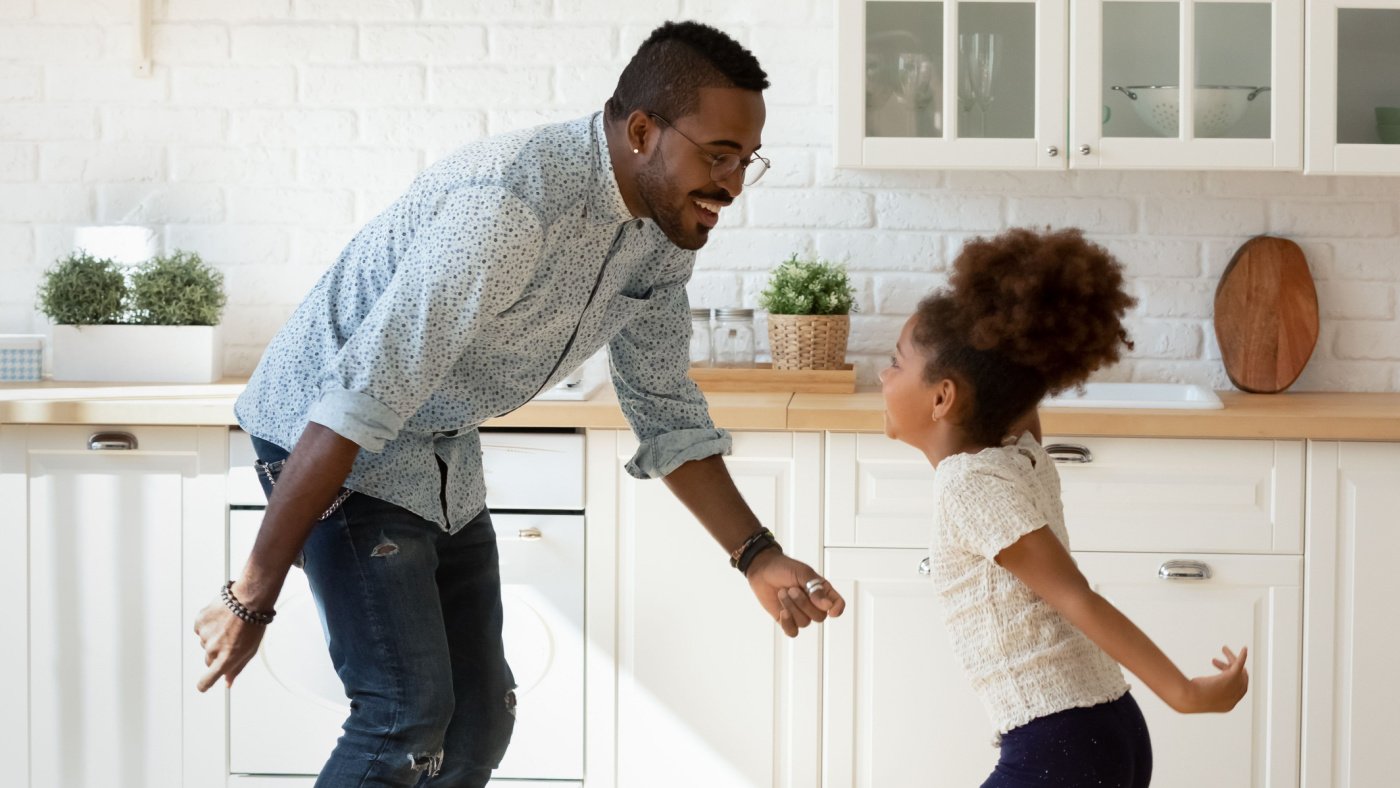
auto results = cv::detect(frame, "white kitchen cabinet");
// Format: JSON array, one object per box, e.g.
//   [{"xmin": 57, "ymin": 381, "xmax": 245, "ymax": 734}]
[
  {"xmin": 1302, "ymin": 441, "xmax": 1400, "ymax": 788},
  {"xmin": 1075, "ymin": 552, "xmax": 1302, "ymax": 788},
  {"xmin": 822, "ymin": 431, "xmax": 1303, "ymax": 788},
  {"xmin": 826, "ymin": 433, "xmax": 1305, "ymax": 554},
  {"xmin": 821, "ymin": 547, "xmax": 996, "ymax": 788},
  {"xmin": 1305, "ymin": 1, "xmax": 1400, "ymax": 174},
  {"xmin": 586, "ymin": 430, "xmax": 822, "ymax": 788},
  {"xmin": 836, "ymin": 0, "xmax": 1304, "ymax": 170},
  {"xmin": 822, "ymin": 547, "xmax": 1301, "ymax": 788},
  {"xmin": 0, "ymin": 424, "xmax": 228, "ymax": 788}
]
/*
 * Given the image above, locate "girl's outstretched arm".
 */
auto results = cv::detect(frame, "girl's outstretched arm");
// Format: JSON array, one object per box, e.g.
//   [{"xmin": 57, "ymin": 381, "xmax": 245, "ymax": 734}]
[{"xmin": 996, "ymin": 526, "xmax": 1249, "ymax": 714}]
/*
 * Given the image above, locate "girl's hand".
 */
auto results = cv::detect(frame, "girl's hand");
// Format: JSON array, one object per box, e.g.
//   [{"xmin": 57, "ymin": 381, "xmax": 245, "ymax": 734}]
[{"xmin": 1176, "ymin": 646, "xmax": 1249, "ymax": 713}]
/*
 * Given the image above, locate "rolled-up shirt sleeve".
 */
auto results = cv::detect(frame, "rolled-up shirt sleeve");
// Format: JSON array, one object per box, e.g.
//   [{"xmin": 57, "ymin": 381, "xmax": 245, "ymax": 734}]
[
  {"xmin": 608, "ymin": 282, "xmax": 731, "ymax": 479},
  {"xmin": 307, "ymin": 188, "xmax": 543, "ymax": 452}
]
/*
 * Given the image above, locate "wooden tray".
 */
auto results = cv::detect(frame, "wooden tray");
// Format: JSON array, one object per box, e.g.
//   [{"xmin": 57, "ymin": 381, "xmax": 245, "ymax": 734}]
[{"xmin": 687, "ymin": 363, "xmax": 857, "ymax": 394}]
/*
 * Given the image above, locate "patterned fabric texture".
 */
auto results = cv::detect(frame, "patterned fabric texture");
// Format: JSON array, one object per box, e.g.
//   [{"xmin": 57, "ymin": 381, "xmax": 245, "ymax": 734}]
[
  {"xmin": 929, "ymin": 432, "xmax": 1129, "ymax": 734},
  {"xmin": 237, "ymin": 112, "xmax": 729, "ymax": 532}
]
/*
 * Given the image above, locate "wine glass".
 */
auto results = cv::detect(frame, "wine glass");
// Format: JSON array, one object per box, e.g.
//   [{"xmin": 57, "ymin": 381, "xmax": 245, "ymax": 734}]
[
  {"xmin": 896, "ymin": 53, "xmax": 939, "ymax": 136},
  {"xmin": 958, "ymin": 32, "xmax": 1001, "ymax": 137}
]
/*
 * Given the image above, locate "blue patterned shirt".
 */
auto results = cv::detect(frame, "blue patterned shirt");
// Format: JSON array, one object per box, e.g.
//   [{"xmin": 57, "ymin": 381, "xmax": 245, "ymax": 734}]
[{"xmin": 235, "ymin": 113, "xmax": 730, "ymax": 532}]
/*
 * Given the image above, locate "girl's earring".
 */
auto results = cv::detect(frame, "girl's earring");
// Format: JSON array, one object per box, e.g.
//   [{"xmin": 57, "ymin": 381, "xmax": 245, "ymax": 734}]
[{"xmin": 633, "ymin": 148, "xmax": 640, "ymax": 154}]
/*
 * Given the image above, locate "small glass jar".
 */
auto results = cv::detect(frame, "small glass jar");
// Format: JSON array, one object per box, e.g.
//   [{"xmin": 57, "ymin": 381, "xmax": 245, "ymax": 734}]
[
  {"xmin": 689, "ymin": 307, "xmax": 713, "ymax": 367},
  {"xmin": 712, "ymin": 308, "xmax": 756, "ymax": 368}
]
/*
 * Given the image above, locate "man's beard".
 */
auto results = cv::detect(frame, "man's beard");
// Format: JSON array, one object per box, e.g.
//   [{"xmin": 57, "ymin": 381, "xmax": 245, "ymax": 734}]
[{"xmin": 635, "ymin": 158, "xmax": 705, "ymax": 251}]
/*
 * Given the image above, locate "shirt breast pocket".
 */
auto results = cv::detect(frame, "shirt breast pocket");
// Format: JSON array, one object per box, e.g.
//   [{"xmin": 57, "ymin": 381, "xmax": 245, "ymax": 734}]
[{"xmin": 596, "ymin": 286, "xmax": 667, "ymax": 340}]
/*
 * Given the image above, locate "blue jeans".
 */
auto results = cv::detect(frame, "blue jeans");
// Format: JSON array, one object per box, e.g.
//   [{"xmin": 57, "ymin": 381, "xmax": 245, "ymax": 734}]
[
  {"xmin": 250, "ymin": 436, "xmax": 516, "ymax": 787},
  {"xmin": 982, "ymin": 692, "xmax": 1152, "ymax": 788}
]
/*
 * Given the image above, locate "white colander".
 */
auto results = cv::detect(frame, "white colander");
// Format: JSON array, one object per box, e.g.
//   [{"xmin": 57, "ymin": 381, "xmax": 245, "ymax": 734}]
[{"xmin": 1110, "ymin": 85, "xmax": 1269, "ymax": 137}]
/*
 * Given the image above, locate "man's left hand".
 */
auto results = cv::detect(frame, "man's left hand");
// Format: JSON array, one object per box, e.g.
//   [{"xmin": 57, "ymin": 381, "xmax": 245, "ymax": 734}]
[{"xmin": 745, "ymin": 549, "xmax": 846, "ymax": 637}]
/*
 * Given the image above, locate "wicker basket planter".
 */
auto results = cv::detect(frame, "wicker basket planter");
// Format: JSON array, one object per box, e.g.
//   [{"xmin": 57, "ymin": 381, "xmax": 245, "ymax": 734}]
[{"xmin": 768, "ymin": 313, "xmax": 850, "ymax": 370}]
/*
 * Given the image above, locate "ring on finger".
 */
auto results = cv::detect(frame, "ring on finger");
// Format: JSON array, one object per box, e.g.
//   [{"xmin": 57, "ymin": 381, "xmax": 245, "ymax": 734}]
[{"xmin": 804, "ymin": 578, "xmax": 826, "ymax": 595}]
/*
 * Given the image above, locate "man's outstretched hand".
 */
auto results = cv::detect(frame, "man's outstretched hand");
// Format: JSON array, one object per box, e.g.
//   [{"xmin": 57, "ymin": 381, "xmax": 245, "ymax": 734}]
[{"xmin": 745, "ymin": 549, "xmax": 846, "ymax": 637}]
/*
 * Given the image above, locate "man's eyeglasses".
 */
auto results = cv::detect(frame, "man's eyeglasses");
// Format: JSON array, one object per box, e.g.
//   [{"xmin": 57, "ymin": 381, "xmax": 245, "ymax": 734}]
[{"xmin": 648, "ymin": 113, "xmax": 770, "ymax": 187}]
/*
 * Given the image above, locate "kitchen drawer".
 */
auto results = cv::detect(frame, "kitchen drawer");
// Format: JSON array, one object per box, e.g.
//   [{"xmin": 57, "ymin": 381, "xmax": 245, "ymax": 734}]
[
  {"xmin": 825, "ymin": 433, "xmax": 1304, "ymax": 554},
  {"xmin": 228, "ymin": 428, "xmax": 263, "ymax": 506},
  {"xmin": 824, "ymin": 433, "xmax": 936, "ymax": 548},
  {"xmin": 1053, "ymin": 436, "xmax": 1303, "ymax": 554}
]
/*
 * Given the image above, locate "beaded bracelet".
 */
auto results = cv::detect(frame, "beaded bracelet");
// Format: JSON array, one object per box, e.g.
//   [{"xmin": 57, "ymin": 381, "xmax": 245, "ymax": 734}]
[{"xmin": 221, "ymin": 581, "xmax": 276, "ymax": 626}]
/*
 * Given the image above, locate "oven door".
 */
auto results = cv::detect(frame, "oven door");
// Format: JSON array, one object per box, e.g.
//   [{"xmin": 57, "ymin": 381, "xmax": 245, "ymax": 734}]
[{"xmin": 226, "ymin": 510, "xmax": 585, "ymax": 781}]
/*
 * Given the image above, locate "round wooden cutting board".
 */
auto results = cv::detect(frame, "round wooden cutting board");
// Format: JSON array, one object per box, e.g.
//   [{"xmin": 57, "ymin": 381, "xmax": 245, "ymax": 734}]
[{"xmin": 1213, "ymin": 235, "xmax": 1319, "ymax": 394}]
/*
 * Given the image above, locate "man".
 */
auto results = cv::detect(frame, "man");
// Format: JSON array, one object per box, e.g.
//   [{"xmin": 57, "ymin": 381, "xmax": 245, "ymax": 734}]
[{"xmin": 194, "ymin": 20, "xmax": 845, "ymax": 787}]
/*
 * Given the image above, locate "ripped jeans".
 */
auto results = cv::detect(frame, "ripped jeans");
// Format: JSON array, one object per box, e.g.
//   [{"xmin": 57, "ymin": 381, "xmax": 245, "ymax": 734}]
[{"xmin": 250, "ymin": 436, "xmax": 516, "ymax": 787}]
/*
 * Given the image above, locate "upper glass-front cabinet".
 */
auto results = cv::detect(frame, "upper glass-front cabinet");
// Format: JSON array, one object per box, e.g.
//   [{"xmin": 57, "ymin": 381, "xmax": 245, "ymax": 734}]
[
  {"xmin": 835, "ymin": 0, "xmax": 1303, "ymax": 170},
  {"xmin": 837, "ymin": 0, "xmax": 1069, "ymax": 169},
  {"xmin": 1306, "ymin": 0, "xmax": 1400, "ymax": 174}
]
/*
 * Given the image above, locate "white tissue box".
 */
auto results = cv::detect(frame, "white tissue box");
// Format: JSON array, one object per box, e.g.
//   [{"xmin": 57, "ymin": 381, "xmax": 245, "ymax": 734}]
[{"xmin": 0, "ymin": 334, "xmax": 43, "ymax": 382}]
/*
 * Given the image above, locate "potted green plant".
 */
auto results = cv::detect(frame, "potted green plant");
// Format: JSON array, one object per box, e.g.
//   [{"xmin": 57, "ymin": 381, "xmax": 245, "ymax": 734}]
[
  {"xmin": 758, "ymin": 253, "xmax": 857, "ymax": 370},
  {"xmin": 40, "ymin": 248, "xmax": 227, "ymax": 383}
]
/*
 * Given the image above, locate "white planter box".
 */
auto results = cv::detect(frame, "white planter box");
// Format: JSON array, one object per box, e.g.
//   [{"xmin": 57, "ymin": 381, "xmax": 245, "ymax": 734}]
[{"xmin": 50, "ymin": 325, "xmax": 223, "ymax": 383}]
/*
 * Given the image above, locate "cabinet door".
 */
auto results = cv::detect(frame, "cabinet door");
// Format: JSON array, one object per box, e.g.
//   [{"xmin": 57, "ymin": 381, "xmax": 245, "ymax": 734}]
[
  {"xmin": 1076, "ymin": 552, "xmax": 1302, "ymax": 788},
  {"xmin": 1073, "ymin": 0, "xmax": 1303, "ymax": 169},
  {"xmin": 824, "ymin": 432, "xmax": 935, "ymax": 548},
  {"xmin": 1303, "ymin": 442, "xmax": 1400, "ymax": 788},
  {"xmin": 822, "ymin": 548, "xmax": 997, "ymax": 788},
  {"xmin": 1305, "ymin": 0, "xmax": 1400, "ymax": 174},
  {"xmin": 836, "ymin": 0, "xmax": 1070, "ymax": 170},
  {"xmin": 0, "ymin": 425, "xmax": 228, "ymax": 788},
  {"xmin": 602, "ymin": 431, "xmax": 821, "ymax": 788}
]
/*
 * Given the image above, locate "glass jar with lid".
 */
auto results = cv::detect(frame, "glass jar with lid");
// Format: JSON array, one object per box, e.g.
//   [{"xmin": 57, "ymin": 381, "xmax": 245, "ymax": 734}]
[
  {"xmin": 712, "ymin": 308, "xmax": 756, "ymax": 368},
  {"xmin": 688, "ymin": 307, "xmax": 713, "ymax": 367}
]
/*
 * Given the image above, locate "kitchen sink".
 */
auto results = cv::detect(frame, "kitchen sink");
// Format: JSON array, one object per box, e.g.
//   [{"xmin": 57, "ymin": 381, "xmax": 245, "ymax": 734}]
[{"xmin": 1042, "ymin": 382, "xmax": 1224, "ymax": 410}]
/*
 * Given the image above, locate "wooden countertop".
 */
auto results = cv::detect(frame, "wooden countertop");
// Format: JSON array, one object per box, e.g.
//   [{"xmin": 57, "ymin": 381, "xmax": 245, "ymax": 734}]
[
  {"xmin": 0, "ymin": 380, "xmax": 792, "ymax": 431},
  {"xmin": 2, "ymin": 380, "xmax": 1397, "ymax": 441},
  {"xmin": 788, "ymin": 391, "xmax": 1400, "ymax": 441}
]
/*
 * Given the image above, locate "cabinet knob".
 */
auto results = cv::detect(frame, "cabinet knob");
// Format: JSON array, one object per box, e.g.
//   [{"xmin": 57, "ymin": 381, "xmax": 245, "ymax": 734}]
[
  {"xmin": 517, "ymin": 527, "xmax": 543, "ymax": 541},
  {"xmin": 1158, "ymin": 560, "xmax": 1212, "ymax": 581},
  {"xmin": 918, "ymin": 556, "xmax": 931, "ymax": 577},
  {"xmin": 1046, "ymin": 145, "xmax": 1059, "ymax": 157},
  {"xmin": 1045, "ymin": 443, "xmax": 1093, "ymax": 464},
  {"xmin": 88, "ymin": 431, "xmax": 137, "ymax": 450},
  {"xmin": 1078, "ymin": 144, "xmax": 1092, "ymax": 156}
]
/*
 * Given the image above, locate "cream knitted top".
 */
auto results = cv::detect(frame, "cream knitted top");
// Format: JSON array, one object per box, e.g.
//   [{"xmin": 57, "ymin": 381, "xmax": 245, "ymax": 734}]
[{"xmin": 930, "ymin": 432, "xmax": 1128, "ymax": 734}]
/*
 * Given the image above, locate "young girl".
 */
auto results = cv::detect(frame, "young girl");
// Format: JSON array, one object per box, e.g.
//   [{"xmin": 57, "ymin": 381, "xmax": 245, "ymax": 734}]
[{"xmin": 877, "ymin": 227, "xmax": 1248, "ymax": 787}]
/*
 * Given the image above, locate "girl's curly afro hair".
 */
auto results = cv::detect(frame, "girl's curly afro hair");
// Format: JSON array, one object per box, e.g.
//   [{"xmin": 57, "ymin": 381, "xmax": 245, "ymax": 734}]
[{"xmin": 912, "ymin": 227, "xmax": 1136, "ymax": 445}]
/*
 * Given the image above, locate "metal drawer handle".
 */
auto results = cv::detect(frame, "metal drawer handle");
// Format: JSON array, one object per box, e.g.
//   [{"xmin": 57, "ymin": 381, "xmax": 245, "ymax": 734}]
[
  {"xmin": 517, "ymin": 527, "xmax": 543, "ymax": 541},
  {"xmin": 88, "ymin": 431, "xmax": 137, "ymax": 451},
  {"xmin": 1045, "ymin": 443, "xmax": 1093, "ymax": 464},
  {"xmin": 1158, "ymin": 560, "xmax": 1211, "ymax": 581},
  {"xmin": 918, "ymin": 556, "xmax": 931, "ymax": 577}
]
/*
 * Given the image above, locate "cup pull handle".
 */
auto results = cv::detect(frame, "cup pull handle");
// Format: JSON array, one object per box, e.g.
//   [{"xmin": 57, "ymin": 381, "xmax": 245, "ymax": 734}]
[
  {"xmin": 1045, "ymin": 443, "xmax": 1093, "ymax": 464},
  {"xmin": 517, "ymin": 527, "xmax": 543, "ymax": 541},
  {"xmin": 88, "ymin": 431, "xmax": 137, "ymax": 450},
  {"xmin": 1158, "ymin": 560, "xmax": 1211, "ymax": 581}
]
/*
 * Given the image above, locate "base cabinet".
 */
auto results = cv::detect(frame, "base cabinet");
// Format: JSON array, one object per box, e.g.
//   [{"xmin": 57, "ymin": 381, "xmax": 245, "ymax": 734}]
[
  {"xmin": 0, "ymin": 424, "xmax": 228, "ymax": 788},
  {"xmin": 1303, "ymin": 441, "xmax": 1400, "ymax": 788},
  {"xmin": 587, "ymin": 430, "xmax": 822, "ymax": 788},
  {"xmin": 822, "ymin": 548, "xmax": 1301, "ymax": 788},
  {"xmin": 822, "ymin": 548, "xmax": 996, "ymax": 788}
]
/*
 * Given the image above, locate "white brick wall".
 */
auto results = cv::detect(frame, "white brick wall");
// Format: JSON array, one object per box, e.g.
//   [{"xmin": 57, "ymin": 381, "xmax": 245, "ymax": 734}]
[{"xmin": 2, "ymin": 0, "xmax": 1398, "ymax": 391}]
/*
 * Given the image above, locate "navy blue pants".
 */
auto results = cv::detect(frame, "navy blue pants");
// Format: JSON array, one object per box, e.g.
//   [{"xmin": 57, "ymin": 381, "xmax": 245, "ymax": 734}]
[{"xmin": 982, "ymin": 692, "xmax": 1152, "ymax": 788}]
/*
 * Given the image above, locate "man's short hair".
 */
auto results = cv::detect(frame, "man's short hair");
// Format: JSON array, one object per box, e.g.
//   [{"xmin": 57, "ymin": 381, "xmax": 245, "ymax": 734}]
[{"xmin": 606, "ymin": 21, "xmax": 769, "ymax": 123}]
